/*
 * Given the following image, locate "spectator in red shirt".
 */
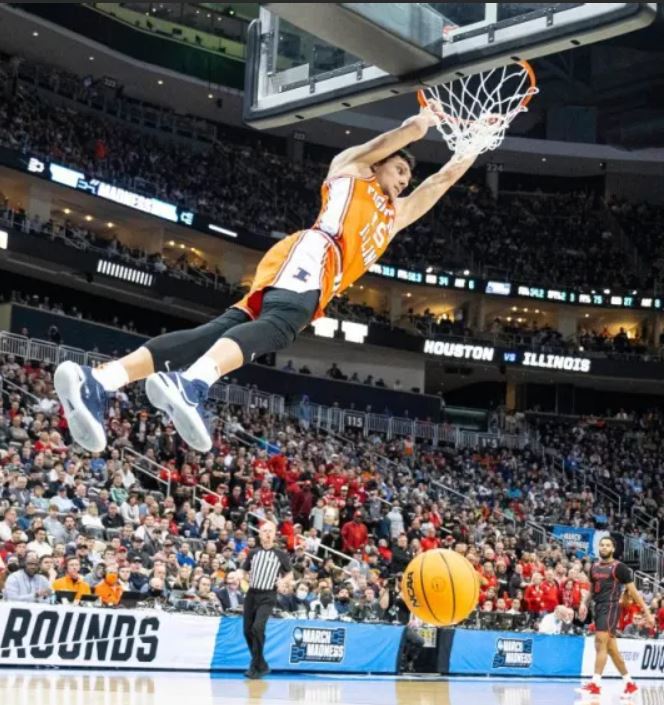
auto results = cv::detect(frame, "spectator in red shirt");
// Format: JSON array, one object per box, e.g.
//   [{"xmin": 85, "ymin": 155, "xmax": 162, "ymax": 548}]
[
  {"xmin": 656, "ymin": 598, "xmax": 664, "ymax": 633},
  {"xmin": 618, "ymin": 593, "xmax": 641, "ymax": 632},
  {"xmin": 257, "ymin": 480, "xmax": 275, "ymax": 509},
  {"xmin": 291, "ymin": 480, "xmax": 314, "ymax": 528},
  {"xmin": 341, "ymin": 511, "xmax": 368, "ymax": 554},
  {"xmin": 202, "ymin": 483, "xmax": 228, "ymax": 508},
  {"xmin": 481, "ymin": 561, "xmax": 498, "ymax": 592},
  {"xmin": 377, "ymin": 538, "xmax": 392, "ymax": 563},
  {"xmin": 524, "ymin": 572, "xmax": 545, "ymax": 614},
  {"xmin": 519, "ymin": 553, "xmax": 535, "ymax": 580},
  {"xmin": 252, "ymin": 450, "xmax": 270, "ymax": 487},
  {"xmin": 560, "ymin": 578, "xmax": 582, "ymax": 610},
  {"xmin": 420, "ymin": 527, "xmax": 440, "ymax": 552},
  {"xmin": 540, "ymin": 569, "xmax": 561, "ymax": 613}
]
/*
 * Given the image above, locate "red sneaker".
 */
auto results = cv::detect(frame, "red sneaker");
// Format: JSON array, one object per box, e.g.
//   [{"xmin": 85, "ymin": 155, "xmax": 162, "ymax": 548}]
[
  {"xmin": 622, "ymin": 681, "xmax": 638, "ymax": 699},
  {"xmin": 576, "ymin": 682, "xmax": 601, "ymax": 697}
]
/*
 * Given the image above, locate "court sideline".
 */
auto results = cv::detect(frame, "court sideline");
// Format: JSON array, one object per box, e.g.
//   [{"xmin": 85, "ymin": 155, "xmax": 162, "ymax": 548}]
[{"xmin": 0, "ymin": 671, "xmax": 655, "ymax": 705}]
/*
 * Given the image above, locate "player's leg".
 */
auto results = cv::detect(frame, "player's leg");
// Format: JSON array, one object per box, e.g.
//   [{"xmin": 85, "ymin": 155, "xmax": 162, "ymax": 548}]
[
  {"xmin": 144, "ymin": 288, "xmax": 319, "ymax": 452},
  {"xmin": 593, "ymin": 632, "xmax": 610, "ymax": 676},
  {"xmin": 607, "ymin": 636, "xmax": 638, "ymax": 698},
  {"xmin": 54, "ymin": 307, "xmax": 249, "ymax": 452},
  {"xmin": 606, "ymin": 635, "xmax": 628, "ymax": 675},
  {"xmin": 577, "ymin": 631, "xmax": 609, "ymax": 696}
]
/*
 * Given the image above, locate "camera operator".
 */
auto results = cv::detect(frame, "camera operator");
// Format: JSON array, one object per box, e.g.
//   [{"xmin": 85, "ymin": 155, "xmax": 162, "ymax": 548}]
[
  {"xmin": 308, "ymin": 581, "xmax": 339, "ymax": 620},
  {"xmin": 350, "ymin": 586, "xmax": 389, "ymax": 622},
  {"xmin": 383, "ymin": 573, "xmax": 425, "ymax": 672},
  {"xmin": 192, "ymin": 575, "xmax": 222, "ymax": 612}
]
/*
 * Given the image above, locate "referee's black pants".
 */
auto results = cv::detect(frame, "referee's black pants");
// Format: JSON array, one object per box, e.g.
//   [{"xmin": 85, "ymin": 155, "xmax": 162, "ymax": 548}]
[{"xmin": 243, "ymin": 588, "xmax": 276, "ymax": 670}]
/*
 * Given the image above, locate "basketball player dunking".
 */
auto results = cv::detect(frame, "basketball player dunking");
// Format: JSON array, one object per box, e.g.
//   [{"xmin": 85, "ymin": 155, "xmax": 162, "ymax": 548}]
[
  {"xmin": 54, "ymin": 104, "xmax": 476, "ymax": 452},
  {"xmin": 577, "ymin": 536, "xmax": 654, "ymax": 699}
]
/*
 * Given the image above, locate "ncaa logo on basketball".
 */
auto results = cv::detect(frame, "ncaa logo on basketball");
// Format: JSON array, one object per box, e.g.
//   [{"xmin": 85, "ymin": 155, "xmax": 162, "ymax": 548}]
[
  {"xmin": 289, "ymin": 627, "xmax": 345, "ymax": 664},
  {"xmin": 492, "ymin": 638, "xmax": 533, "ymax": 669},
  {"xmin": 405, "ymin": 571, "xmax": 419, "ymax": 608}
]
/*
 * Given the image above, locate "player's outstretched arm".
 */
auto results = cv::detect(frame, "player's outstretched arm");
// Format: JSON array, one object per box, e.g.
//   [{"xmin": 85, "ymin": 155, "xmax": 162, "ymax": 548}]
[
  {"xmin": 328, "ymin": 109, "xmax": 438, "ymax": 178},
  {"xmin": 393, "ymin": 154, "xmax": 477, "ymax": 234}
]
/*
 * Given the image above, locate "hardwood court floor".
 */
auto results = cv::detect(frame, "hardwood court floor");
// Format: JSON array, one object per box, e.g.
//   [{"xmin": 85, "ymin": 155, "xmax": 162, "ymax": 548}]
[{"xmin": 0, "ymin": 670, "xmax": 652, "ymax": 705}]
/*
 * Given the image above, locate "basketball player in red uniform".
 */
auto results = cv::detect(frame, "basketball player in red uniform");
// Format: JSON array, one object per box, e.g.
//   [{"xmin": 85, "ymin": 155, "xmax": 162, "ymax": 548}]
[
  {"xmin": 54, "ymin": 104, "xmax": 475, "ymax": 452},
  {"xmin": 577, "ymin": 536, "xmax": 654, "ymax": 698}
]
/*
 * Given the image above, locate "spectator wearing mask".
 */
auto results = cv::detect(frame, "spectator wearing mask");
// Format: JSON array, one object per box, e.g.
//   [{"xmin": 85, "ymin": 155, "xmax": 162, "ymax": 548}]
[
  {"xmin": 3, "ymin": 553, "xmax": 52, "ymax": 602},
  {"xmin": 95, "ymin": 562, "xmax": 123, "ymax": 605},
  {"xmin": 309, "ymin": 586, "xmax": 339, "ymax": 620},
  {"xmin": 292, "ymin": 582, "xmax": 311, "ymax": 618}
]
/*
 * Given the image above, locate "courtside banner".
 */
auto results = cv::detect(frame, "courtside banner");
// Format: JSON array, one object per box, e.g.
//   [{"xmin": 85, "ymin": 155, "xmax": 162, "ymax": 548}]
[
  {"xmin": 448, "ymin": 629, "xmax": 583, "ymax": 677},
  {"xmin": 211, "ymin": 616, "xmax": 405, "ymax": 673},
  {"xmin": 0, "ymin": 602, "xmax": 218, "ymax": 669},
  {"xmin": 582, "ymin": 637, "xmax": 664, "ymax": 678}
]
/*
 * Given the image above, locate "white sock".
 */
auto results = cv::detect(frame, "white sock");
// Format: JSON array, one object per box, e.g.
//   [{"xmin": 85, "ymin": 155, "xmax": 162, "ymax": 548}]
[
  {"xmin": 622, "ymin": 674, "xmax": 633, "ymax": 683},
  {"xmin": 183, "ymin": 356, "xmax": 219, "ymax": 387},
  {"xmin": 592, "ymin": 674, "xmax": 602, "ymax": 686},
  {"xmin": 92, "ymin": 362, "xmax": 129, "ymax": 392}
]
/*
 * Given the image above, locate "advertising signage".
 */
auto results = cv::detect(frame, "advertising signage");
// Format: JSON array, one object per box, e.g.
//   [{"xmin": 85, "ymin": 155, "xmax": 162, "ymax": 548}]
[{"xmin": 423, "ymin": 339, "xmax": 593, "ymax": 374}]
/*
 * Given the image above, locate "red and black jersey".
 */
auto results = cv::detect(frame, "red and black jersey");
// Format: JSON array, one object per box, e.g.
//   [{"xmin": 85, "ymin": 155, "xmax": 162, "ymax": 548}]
[{"xmin": 590, "ymin": 560, "xmax": 632, "ymax": 606}]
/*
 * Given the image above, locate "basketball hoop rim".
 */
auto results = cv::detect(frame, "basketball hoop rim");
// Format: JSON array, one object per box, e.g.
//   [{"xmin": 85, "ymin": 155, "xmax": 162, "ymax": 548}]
[{"xmin": 416, "ymin": 59, "xmax": 538, "ymax": 126}]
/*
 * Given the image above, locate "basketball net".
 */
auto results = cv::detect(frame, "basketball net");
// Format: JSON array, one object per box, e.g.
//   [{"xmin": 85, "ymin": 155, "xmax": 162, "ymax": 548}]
[{"xmin": 417, "ymin": 61, "xmax": 538, "ymax": 159}]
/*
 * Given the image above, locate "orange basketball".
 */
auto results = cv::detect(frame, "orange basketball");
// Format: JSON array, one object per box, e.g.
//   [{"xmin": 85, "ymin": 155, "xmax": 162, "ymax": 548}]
[{"xmin": 401, "ymin": 549, "xmax": 480, "ymax": 626}]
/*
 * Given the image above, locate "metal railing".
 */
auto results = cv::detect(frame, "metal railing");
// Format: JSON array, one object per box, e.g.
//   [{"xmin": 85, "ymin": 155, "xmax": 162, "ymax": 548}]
[
  {"xmin": 633, "ymin": 570, "xmax": 663, "ymax": 594},
  {"xmin": 0, "ymin": 330, "xmax": 284, "ymax": 417},
  {"xmin": 2, "ymin": 329, "xmax": 526, "ymax": 448},
  {"xmin": 631, "ymin": 506, "xmax": 660, "ymax": 545},
  {"xmin": 623, "ymin": 534, "xmax": 664, "ymax": 582},
  {"xmin": 288, "ymin": 401, "xmax": 537, "ymax": 451}
]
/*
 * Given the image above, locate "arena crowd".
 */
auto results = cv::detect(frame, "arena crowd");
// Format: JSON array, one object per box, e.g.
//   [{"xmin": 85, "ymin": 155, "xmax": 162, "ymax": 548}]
[{"xmin": 1, "ymin": 349, "xmax": 663, "ymax": 642}]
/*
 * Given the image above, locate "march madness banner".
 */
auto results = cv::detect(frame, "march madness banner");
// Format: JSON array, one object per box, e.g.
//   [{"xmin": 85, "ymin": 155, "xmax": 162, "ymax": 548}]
[
  {"xmin": 211, "ymin": 616, "xmax": 405, "ymax": 673},
  {"xmin": 0, "ymin": 602, "xmax": 218, "ymax": 669},
  {"xmin": 447, "ymin": 629, "xmax": 584, "ymax": 677},
  {"xmin": 551, "ymin": 525, "xmax": 597, "ymax": 558}
]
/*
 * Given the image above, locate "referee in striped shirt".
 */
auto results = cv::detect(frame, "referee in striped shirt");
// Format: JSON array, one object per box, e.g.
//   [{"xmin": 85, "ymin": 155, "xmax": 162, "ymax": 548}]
[{"xmin": 240, "ymin": 521, "xmax": 292, "ymax": 678}]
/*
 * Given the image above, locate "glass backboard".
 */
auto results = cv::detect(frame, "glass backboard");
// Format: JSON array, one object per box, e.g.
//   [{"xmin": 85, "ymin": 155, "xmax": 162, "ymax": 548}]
[{"xmin": 244, "ymin": 2, "xmax": 657, "ymax": 128}]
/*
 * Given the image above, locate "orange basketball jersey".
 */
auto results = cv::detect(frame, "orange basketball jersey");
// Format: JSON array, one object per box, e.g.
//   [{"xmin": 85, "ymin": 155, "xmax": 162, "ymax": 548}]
[{"xmin": 235, "ymin": 174, "xmax": 396, "ymax": 320}]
